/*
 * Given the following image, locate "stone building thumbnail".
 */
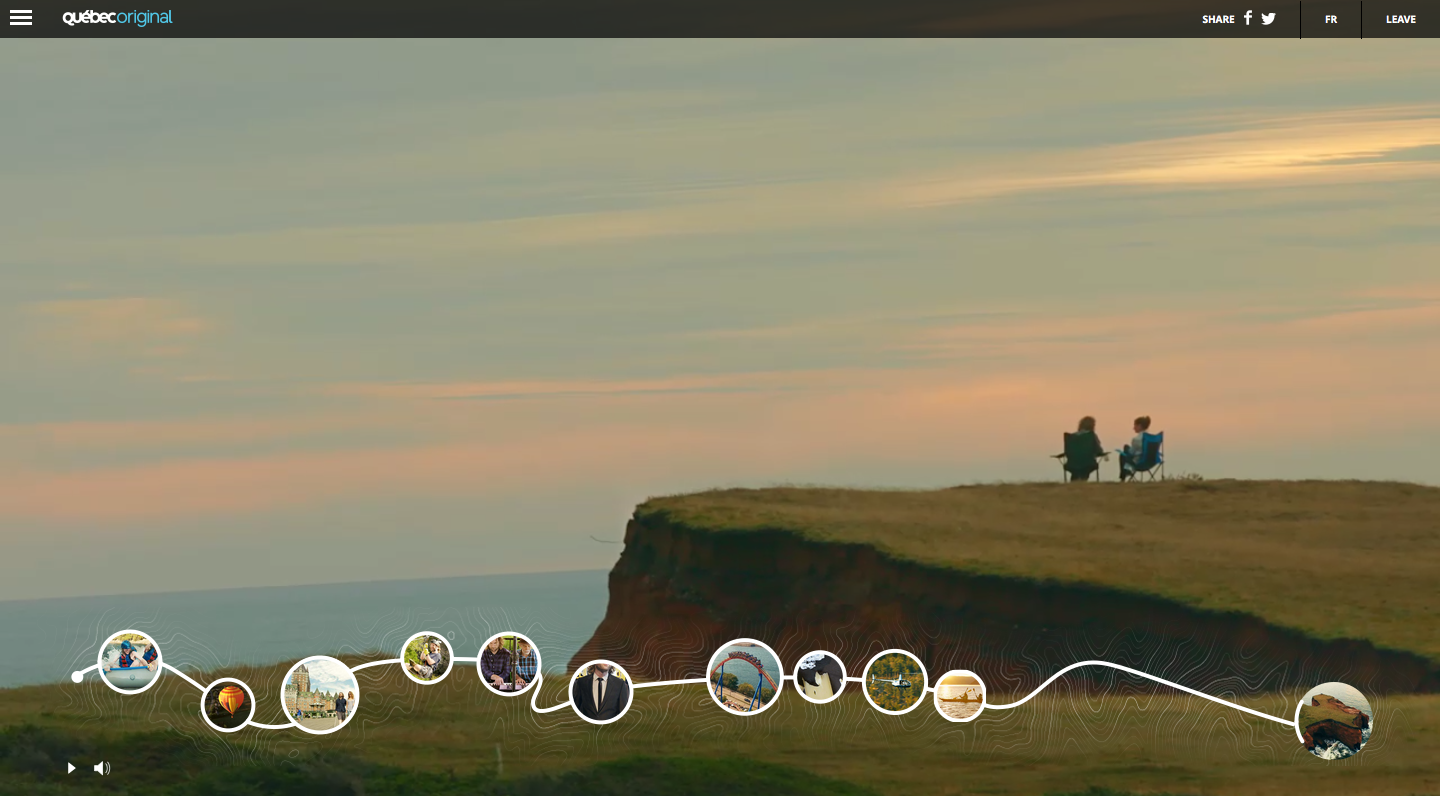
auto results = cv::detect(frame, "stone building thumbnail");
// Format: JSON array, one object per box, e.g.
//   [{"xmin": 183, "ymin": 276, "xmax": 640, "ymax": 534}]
[{"xmin": 284, "ymin": 664, "xmax": 337, "ymax": 716}]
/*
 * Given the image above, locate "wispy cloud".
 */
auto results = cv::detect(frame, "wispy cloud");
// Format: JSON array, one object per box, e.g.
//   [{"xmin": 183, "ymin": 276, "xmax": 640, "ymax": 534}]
[
  {"xmin": 24, "ymin": 297, "xmax": 210, "ymax": 359},
  {"xmin": 888, "ymin": 105, "xmax": 1440, "ymax": 206},
  {"xmin": 3, "ymin": 42, "xmax": 1438, "ymax": 598},
  {"xmin": 15, "ymin": 179, "xmax": 878, "ymax": 268},
  {"xmin": 4, "ymin": 288, "xmax": 1436, "ymax": 523},
  {"xmin": 320, "ymin": 371, "xmax": 847, "ymax": 401},
  {"xmin": 0, "ymin": 413, "xmax": 377, "ymax": 453},
  {"xmin": 21, "ymin": 107, "xmax": 1438, "ymax": 272}
]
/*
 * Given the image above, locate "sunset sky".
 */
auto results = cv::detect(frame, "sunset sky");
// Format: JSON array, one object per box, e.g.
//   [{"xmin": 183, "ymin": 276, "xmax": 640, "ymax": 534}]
[{"xmin": 2, "ymin": 41, "xmax": 1437, "ymax": 599}]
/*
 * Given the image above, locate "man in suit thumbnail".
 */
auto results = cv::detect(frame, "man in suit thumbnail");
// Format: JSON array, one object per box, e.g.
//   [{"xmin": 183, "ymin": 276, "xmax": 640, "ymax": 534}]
[{"xmin": 572, "ymin": 662, "xmax": 630, "ymax": 721}]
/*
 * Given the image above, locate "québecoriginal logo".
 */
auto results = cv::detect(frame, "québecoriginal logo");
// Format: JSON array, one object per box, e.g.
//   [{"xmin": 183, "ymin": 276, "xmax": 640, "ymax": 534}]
[{"xmin": 62, "ymin": 9, "xmax": 173, "ymax": 26}]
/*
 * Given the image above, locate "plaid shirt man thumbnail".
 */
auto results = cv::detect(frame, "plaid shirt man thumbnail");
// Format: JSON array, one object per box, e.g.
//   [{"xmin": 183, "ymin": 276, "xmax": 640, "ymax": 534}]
[{"xmin": 514, "ymin": 639, "xmax": 538, "ymax": 689}]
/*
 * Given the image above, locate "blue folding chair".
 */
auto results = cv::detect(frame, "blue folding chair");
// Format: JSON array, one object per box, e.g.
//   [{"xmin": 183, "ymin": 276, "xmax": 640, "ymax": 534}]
[{"xmin": 1119, "ymin": 431, "xmax": 1164, "ymax": 482}]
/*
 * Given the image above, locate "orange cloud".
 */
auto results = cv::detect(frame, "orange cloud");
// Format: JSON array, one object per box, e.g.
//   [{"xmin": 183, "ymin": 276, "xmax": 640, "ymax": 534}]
[
  {"xmin": 323, "ymin": 373, "xmax": 781, "ymax": 401},
  {"xmin": 1282, "ymin": 301, "xmax": 1440, "ymax": 336},
  {"xmin": 0, "ymin": 422, "xmax": 732, "ymax": 523},
  {"xmin": 0, "ymin": 413, "xmax": 377, "ymax": 453},
  {"xmin": 3, "ymin": 291, "xmax": 1437, "ymax": 523},
  {"xmin": 24, "ymin": 297, "xmax": 211, "ymax": 361}
]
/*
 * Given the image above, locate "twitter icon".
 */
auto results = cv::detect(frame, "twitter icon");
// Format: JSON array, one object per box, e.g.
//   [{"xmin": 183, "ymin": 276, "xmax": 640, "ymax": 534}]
[{"xmin": 1261, "ymin": 11, "xmax": 1276, "ymax": 24}]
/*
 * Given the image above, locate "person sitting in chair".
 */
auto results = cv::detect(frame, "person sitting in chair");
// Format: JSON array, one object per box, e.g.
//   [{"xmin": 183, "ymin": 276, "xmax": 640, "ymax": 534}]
[
  {"xmin": 1120, "ymin": 415, "xmax": 1151, "ymax": 481},
  {"xmin": 1063, "ymin": 416, "xmax": 1107, "ymax": 482}
]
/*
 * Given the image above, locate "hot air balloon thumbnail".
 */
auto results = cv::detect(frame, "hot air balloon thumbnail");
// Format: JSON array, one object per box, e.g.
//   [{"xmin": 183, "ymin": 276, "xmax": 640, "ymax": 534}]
[
  {"xmin": 218, "ymin": 685, "xmax": 246, "ymax": 715},
  {"xmin": 203, "ymin": 680, "xmax": 254, "ymax": 731}
]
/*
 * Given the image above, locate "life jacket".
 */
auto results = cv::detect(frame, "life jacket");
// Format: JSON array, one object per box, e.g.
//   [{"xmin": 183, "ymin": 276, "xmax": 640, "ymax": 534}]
[
  {"xmin": 143, "ymin": 645, "xmax": 157, "ymax": 664},
  {"xmin": 117, "ymin": 649, "xmax": 136, "ymax": 668}
]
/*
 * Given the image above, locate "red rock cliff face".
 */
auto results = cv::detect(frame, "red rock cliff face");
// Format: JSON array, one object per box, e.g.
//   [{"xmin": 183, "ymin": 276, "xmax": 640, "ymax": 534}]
[
  {"xmin": 570, "ymin": 514, "xmax": 1440, "ymax": 695},
  {"xmin": 1303, "ymin": 718, "xmax": 1367, "ymax": 750},
  {"xmin": 1301, "ymin": 695, "xmax": 1371, "ymax": 750}
]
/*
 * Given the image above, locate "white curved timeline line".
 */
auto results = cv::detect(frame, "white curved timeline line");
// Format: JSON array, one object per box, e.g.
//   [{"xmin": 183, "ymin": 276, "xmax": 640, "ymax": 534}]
[
  {"xmin": 984, "ymin": 659, "xmax": 1296, "ymax": 726},
  {"xmin": 77, "ymin": 653, "xmax": 1295, "ymax": 730},
  {"xmin": 161, "ymin": 662, "xmax": 205, "ymax": 692},
  {"xmin": 529, "ymin": 673, "xmax": 572, "ymax": 713},
  {"xmin": 633, "ymin": 677, "xmax": 707, "ymax": 689},
  {"xmin": 351, "ymin": 658, "xmax": 401, "ymax": 671}
]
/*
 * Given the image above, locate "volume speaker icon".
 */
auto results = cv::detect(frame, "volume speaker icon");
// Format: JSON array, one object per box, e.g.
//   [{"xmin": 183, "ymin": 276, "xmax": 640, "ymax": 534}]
[
  {"xmin": 93, "ymin": 761, "xmax": 111, "ymax": 775},
  {"xmin": 9, "ymin": 9, "xmax": 34, "ymax": 25}
]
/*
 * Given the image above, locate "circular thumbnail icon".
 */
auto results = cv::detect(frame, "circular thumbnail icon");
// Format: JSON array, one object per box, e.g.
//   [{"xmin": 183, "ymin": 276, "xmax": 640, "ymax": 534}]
[
  {"xmin": 282, "ymin": 656, "xmax": 360, "ymax": 735},
  {"xmin": 201, "ymin": 678, "xmax": 256, "ymax": 733},
  {"xmin": 707, "ymin": 638, "xmax": 784, "ymax": 715},
  {"xmin": 569, "ymin": 660, "xmax": 633, "ymax": 725},
  {"xmin": 1295, "ymin": 682, "xmax": 1374, "ymax": 759},
  {"xmin": 478, "ymin": 632, "xmax": 542, "ymax": 696},
  {"xmin": 863, "ymin": 649, "xmax": 928, "ymax": 715},
  {"xmin": 97, "ymin": 630, "xmax": 162, "ymax": 694},
  {"xmin": 402, "ymin": 631, "xmax": 454, "ymax": 685},
  {"xmin": 933, "ymin": 669, "xmax": 986, "ymax": 722},
  {"xmin": 794, "ymin": 650, "xmax": 846, "ymax": 704}
]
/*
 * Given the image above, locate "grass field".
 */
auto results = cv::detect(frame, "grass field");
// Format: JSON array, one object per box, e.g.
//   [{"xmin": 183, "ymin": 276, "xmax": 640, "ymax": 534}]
[
  {"xmin": 3, "ymin": 657, "xmax": 1436, "ymax": 796},
  {"xmin": 1299, "ymin": 694, "xmax": 1368, "ymax": 731},
  {"xmin": 639, "ymin": 480, "xmax": 1440, "ymax": 660},
  {"xmin": 6, "ymin": 479, "xmax": 1437, "ymax": 793}
]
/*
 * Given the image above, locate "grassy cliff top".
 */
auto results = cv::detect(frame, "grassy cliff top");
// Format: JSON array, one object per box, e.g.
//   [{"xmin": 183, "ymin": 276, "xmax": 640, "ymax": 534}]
[
  {"xmin": 1298, "ymin": 695, "xmax": 1368, "ymax": 730},
  {"xmin": 638, "ymin": 480, "xmax": 1440, "ymax": 660}
]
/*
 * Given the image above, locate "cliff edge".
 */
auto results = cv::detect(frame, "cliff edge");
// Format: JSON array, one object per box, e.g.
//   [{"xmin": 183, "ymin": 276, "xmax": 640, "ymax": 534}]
[
  {"xmin": 571, "ymin": 481, "xmax": 1440, "ymax": 694},
  {"xmin": 1298, "ymin": 694, "xmax": 1371, "ymax": 751}
]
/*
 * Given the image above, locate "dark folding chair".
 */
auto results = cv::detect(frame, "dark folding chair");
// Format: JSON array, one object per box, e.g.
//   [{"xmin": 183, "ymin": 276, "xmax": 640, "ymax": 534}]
[
  {"xmin": 1053, "ymin": 431, "xmax": 1107, "ymax": 482},
  {"xmin": 1120, "ymin": 431, "xmax": 1165, "ymax": 482}
]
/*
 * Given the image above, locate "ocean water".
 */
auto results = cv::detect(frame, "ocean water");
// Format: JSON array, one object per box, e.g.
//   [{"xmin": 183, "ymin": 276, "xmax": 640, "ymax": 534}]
[
  {"xmin": 0, "ymin": 570, "xmax": 610, "ymax": 689},
  {"xmin": 1301, "ymin": 681, "xmax": 1373, "ymax": 717},
  {"xmin": 1312, "ymin": 724, "xmax": 1373, "ymax": 760}
]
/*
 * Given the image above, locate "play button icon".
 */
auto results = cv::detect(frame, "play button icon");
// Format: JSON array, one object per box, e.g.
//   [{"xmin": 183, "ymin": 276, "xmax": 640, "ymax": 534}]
[{"xmin": 67, "ymin": 762, "xmax": 75, "ymax": 773}]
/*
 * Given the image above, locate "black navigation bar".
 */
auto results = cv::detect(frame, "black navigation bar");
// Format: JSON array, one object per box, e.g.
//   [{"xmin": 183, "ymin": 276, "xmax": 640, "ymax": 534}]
[{"xmin": 2, "ymin": 0, "xmax": 1436, "ymax": 37}]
